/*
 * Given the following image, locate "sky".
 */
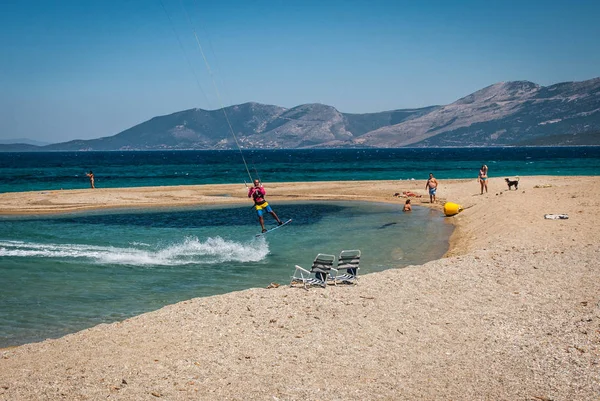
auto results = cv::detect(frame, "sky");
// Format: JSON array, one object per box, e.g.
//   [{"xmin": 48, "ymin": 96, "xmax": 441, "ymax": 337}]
[{"xmin": 1, "ymin": 0, "xmax": 599, "ymax": 143}]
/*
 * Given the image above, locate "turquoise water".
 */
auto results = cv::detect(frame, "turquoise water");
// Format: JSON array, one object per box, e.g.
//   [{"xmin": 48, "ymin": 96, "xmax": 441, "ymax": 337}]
[
  {"xmin": 0, "ymin": 201, "xmax": 452, "ymax": 348},
  {"xmin": 1, "ymin": 147, "xmax": 599, "ymax": 193}
]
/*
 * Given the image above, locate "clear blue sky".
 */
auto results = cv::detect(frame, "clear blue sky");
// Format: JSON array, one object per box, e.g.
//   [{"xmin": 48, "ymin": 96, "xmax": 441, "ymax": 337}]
[{"xmin": 1, "ymin": 0, "xmax": 599, "ymax": 143}]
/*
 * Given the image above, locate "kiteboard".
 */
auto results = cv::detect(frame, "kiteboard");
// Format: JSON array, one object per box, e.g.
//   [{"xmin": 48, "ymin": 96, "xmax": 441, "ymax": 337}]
[{"xmin": 255, "ymin": 219, "xmax": 292, "ymax": 237}]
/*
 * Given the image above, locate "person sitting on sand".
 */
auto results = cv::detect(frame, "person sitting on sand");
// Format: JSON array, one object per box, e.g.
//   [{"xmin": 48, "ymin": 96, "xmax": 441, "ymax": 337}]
[
  {"xmin": 86, "ymin": 171, "xmax": 95, "ymax": 189},
  {"xmin": 248, "ymin": 179, "xmax": 283, "ymax": 233},
  {"xmin": 425, "ymin": 173, "xmax": 438, "ymax": 203},
  {"xmin": 393, "ymin": 191, "xmax": 422, "ymax": 198},
  {"xmin": 403, "ymin": 199, "xmax": 412, "ymax": 212}
]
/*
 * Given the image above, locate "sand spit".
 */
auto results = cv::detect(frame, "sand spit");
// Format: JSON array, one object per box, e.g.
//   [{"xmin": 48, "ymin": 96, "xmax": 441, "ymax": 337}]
[{"xmin": 1, "ymin": 176, "xmax": 599, "ymax": 400}]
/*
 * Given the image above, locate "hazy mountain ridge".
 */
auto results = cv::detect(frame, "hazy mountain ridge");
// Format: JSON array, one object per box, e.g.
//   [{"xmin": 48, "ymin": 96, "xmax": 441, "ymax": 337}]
[
  {"xmin": 42, "ymin": 103, "xmax": 288, "ymax": 151},
  {"xmin": 2, "ymin": 78, "xmax": 599, "ymax": 151},
  {"xmin": 0, "ymin": 138, "xmax": 51, "ymax": 146},
  {"xmin": 359, "ymin": 78, "xmax": 600, "ymax": 147}
]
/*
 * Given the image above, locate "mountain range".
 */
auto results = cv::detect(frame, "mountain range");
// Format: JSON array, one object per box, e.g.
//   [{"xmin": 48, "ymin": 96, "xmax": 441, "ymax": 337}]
[{"xmin": 3, "ymin": 77, "xmax": 599, "ymax": 151}]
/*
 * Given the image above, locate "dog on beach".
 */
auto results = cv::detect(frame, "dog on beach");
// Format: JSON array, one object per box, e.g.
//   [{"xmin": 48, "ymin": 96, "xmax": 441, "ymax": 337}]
[{"xmin": 505, "ymin": 177, "xmax": 519, "ymax": 190}]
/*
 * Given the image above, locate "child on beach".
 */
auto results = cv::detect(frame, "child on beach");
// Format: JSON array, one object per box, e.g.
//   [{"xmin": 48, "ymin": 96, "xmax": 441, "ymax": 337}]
[{"xmin": 403, "ymin": 199, "xmax": 412, "ymax": 212}]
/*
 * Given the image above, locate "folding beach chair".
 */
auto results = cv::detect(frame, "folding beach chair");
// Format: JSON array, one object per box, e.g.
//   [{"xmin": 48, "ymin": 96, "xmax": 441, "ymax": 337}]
[
  {"xmin": 290, "ymin": 253, "xmax": 335, "ymax": 289},
  {"xmin": 331, "ymin": 249, "xmax": 361, "ymax": 285}
]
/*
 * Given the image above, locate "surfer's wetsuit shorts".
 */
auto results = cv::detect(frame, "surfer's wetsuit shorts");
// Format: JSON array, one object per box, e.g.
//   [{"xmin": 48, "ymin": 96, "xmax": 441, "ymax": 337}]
[{"xmin": 255, "ymin": 202, "xmax": 273, "ymax": 216}]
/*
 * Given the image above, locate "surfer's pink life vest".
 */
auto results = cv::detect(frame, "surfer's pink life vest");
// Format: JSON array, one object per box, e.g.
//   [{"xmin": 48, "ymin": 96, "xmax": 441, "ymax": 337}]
[{"xmin": 248, "ymin": 186, "xmax": 266, "ymax": 205}]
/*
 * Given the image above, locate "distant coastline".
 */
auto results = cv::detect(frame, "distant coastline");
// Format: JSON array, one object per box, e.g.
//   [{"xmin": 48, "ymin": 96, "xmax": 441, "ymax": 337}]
[{"xmin": 3, "ymin": 144, "xmax": 600, "ymax": 152}]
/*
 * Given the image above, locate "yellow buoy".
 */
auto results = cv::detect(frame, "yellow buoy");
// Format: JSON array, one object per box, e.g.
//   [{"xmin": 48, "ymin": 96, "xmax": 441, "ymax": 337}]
[{"xmin": 443, "ymin": 202, "xmax": 463, "ymax": 216}]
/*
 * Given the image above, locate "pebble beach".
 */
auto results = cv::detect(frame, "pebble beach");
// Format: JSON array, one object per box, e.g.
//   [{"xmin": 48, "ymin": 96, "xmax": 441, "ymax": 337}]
[{"xmin": 1, "ymin": 176, "xmax": 599, "ymax": 400}]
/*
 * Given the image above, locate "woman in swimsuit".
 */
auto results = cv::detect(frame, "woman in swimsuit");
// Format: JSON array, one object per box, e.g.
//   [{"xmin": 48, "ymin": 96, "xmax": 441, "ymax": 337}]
[
  {"xmin": 86, "ymin": 171, "xmax": 95, "ymax": 189},
  {"xmin": 478, "ymin": 165, "xmax": 488, "ymax": 194}
]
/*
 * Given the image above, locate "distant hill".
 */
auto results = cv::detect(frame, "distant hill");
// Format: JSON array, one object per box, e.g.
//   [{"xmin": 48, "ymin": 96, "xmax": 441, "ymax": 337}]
[
  {"xmin": 0, "ymin": 143, "xmax": 43, "ymax": 151},
  {"xmin": 2, "ymin": 77, "xmax": 599, "ymax": 151},
  {"xmin": 360, "ymin": 78, "xmax": 600, "ymax": 147},
  {"xmin": 0, "ymin": 138, "xmax": 51, "ymax": 146},
  {"xmin": 36, "ymin": 102, "xmax": 436, "ymax": 151}
]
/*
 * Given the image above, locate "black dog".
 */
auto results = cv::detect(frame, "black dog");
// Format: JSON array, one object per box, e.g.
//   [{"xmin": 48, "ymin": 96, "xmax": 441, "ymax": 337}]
[{"xmin": 505, "ymin": 177, "xmax": 519, "ymax": 190}]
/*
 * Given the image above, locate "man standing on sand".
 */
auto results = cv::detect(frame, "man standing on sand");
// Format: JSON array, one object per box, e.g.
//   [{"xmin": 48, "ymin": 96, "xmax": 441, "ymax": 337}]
[
  {"xmin": 425, "ymin": 173, "xmax": 438, "ymax": 203},
  {"xmin": 248, "ymin": 179, "xmax": 283, "ymax": 233}
]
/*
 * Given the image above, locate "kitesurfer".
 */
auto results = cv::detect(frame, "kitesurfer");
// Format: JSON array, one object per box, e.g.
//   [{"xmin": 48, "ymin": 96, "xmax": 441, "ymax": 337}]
[{"xmin": 248, "ymin": 179, "xmax": 283, "ymax": 233}]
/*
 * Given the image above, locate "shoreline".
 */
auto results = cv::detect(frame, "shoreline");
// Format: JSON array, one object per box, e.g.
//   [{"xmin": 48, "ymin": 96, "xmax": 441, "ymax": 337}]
[
  {"xmin": 1, "ymin": 176, "xmax": 599, "ymax": 400},
  {"xmin": 0, "ymin": 176, "xmax": 566, "ymax": 256}
]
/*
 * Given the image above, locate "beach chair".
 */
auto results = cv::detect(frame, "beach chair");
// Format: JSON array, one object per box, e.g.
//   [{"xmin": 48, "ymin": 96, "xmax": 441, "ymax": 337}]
[
  {"xmin": 331, "ymin": 249, "xmax": 361, "ymax": 285},
  {"xmin": 290, "ymin": 253, "xmax": 335, "ymax": 289}
]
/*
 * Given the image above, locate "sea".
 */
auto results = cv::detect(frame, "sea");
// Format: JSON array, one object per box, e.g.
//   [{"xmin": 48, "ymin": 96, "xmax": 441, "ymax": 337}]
[{"xmin": 1, "ymin": 147, "xmax": 599, "ymax": 348}]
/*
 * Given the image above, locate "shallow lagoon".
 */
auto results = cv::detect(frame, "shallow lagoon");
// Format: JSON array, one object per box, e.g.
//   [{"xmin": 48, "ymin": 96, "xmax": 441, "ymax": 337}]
[{"xmin": 0, "ymin": 201, "xmax": 453, "ymax": 347}]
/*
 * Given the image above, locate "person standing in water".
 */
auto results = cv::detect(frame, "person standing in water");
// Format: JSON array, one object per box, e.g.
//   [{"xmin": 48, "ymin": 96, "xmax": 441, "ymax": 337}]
[
  {"xmin": 403, "ymin": 199, "xmax": 412, "ymax": 211},
  {"xmin": 478, "ymin": 164, "xmax": 488, "ymax": 195},
  {"xmin": 86, "ymin": 171, "xmax": 95, "ymax": 189},
  {"xmin": 248, "ymin": 179, "xmax": 283, "ymax": 233},
  {"xmin": 425, "ymin": 173, "xmax": 438, "ymax": 203}
]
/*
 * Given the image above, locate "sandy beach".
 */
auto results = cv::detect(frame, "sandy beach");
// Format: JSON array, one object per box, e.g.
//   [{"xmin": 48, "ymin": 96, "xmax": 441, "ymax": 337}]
[{"xmin": 1, "ymin": 176, "xmax": 599, "ymax": 400}]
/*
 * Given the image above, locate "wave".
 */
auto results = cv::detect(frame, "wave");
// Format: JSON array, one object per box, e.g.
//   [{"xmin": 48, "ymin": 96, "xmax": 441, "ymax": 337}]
[{"xmin": 0, "ymin": 236, "xmax": 269, "ymax": 266}]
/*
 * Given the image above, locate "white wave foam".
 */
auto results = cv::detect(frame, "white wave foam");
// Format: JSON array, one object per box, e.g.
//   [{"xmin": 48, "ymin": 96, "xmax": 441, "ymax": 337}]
[
  {"xmin": 130, "ymin": 241, "xmax": 151, "ymax": 247},
  {"xmin": 0, "ymin": 236, "xmax": 269, "ymax": 267}
]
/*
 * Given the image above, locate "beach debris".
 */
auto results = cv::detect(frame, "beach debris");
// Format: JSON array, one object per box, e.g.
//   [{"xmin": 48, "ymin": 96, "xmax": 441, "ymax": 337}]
[
  {"xmin": 544, "ymin": 214, "xmax": 568, "ymax": 220},
  {"xmin": 531, "ymin": 396, "xmax": 553, "ymax": 401},
  {"xmin": 534, "ymin": 184, "xmax": 553, "ymax": 188},
  {"xmin": 443, "ymin": 202, "xmax": 463, "ymax": 216},
  {"xmin": 151, "ymin": 391, "xmax": 162, "ymax": 397},
  {"xmin": 266, "ymin": 282, "xmax": 280, "ymax": 289}
]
